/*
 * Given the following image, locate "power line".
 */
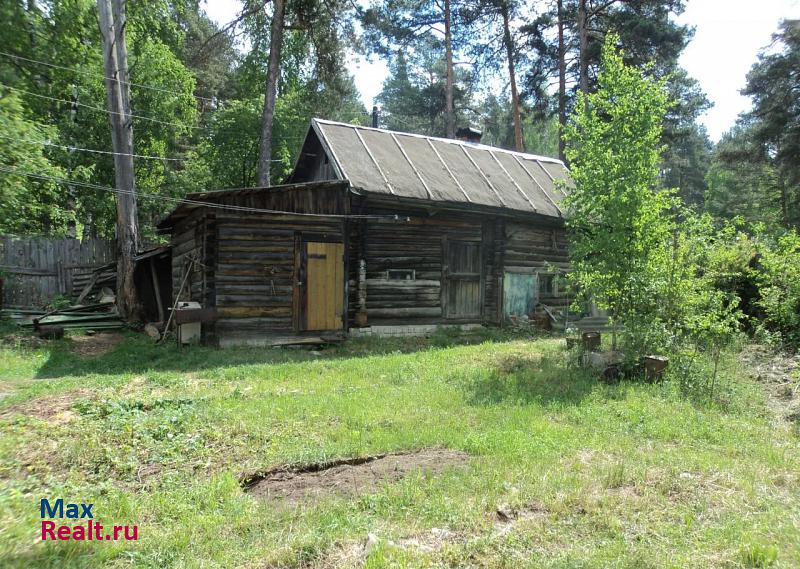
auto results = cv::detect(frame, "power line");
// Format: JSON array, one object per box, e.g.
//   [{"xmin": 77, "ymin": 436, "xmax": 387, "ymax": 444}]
[
  {"xmin": 0, "ymin": 164, "xmax": 402, "ymax": 220},
  {"xmin": 0, "ymin": 50, "xmax": 216, "ymax": 103},
  {"xmin": 0, "ymin": 133, "xmax": 288, "ymax": 163},
  {"xmin": 0, "ymin": 133, "xmax": 182, "ymax": 162},
  {"xmin": 0, "ymin": 83, "xmax": 208, "ymax": 131},
  {"xmin": 0, "ymin": 83, "xmax": 315, "ymax": 145}
]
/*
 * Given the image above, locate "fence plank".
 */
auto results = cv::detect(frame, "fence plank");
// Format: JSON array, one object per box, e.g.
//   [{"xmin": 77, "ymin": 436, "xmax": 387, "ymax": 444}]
[{"xmin": 0, "ymin": 236, "xmax": 116, "ymax": 308}]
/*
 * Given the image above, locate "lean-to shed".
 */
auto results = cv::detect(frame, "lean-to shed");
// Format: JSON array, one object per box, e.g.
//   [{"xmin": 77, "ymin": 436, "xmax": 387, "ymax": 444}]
[{"xmin": 159, "ymin": 119, "xmax": 574, "ymax": 346}]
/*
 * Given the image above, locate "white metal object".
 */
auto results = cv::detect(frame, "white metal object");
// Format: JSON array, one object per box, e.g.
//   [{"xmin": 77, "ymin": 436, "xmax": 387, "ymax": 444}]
[{"xmin": 175, "ymin": 301, "xmax": 201, "ymax": 344}]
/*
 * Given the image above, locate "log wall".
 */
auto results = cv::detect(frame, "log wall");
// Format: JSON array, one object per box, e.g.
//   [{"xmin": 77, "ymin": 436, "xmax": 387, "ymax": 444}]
[
  {"xmin": 167, "ymin": 184, "xmax": 350, "ymax": 346},
  {"xmin": 347, "ymin": 201, "xmax": 506, "ymax": 326},
  {"xmin": 502, "ymin": 221, "xmax": 570, "ymax": 311},
  {"xmin": 212, "ymin": 213, "xmax": 343, "ymax": 345},
  {"xmin": 167, "ymin": 184, "xmax": 571, "ymax": 345},
  {"xmin": 170, "ymin": 209, "xmax": 205, "ymax": 305}
]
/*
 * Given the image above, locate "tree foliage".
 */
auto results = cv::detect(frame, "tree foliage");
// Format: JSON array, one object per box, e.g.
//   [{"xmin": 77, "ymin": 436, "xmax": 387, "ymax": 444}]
[
  {"xmin": 564, "ymin": 35, "xmax": 743, "ymax": 376},
  {"xmin": 0, "ymin": 93, "xmax": 68, "ymax": 234},
  {"xmin": 756, "ymin": 230, "xmax": 800, "ymax": 347},
  {"xmin": 521, "ymin": 0, "xmax": 710, "ymax": 204},
  {"xmin": 375, "ymin": 45, "xmax": 476, "ymax": 136},
  {"xmin": 564, "ymin": 34, "xmax": 674, "ymax": 345},
  {"xmin": 709, "ymin": 20, "xmax": 800, "ymax": 229}
]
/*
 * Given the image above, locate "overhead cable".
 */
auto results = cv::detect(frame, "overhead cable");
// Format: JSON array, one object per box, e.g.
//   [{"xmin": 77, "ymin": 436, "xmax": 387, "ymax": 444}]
[
  {"xmin": 0, "ymin": 133, "xmax": 182, "ymax": 161},
  {"xmin": 0, "ymin": 83, "xmax": 207, "ymax": 131},
  {"xmin": 0, "ymin": 164, "xmax": 402, "ymax": 220},
  {"xmin": 0, "ymin": 50, "xmax": 216, "ymax": 103}
]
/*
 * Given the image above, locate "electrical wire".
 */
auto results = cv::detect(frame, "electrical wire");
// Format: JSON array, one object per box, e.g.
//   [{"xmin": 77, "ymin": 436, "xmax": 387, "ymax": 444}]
[
  {"xmin": 0, "ymin": 83, "xmax": 313, "ymax": 145},
  {"xmin": 0, "ymin": 52, "xmax": 378, "ymax": 126},
  {"xmin": 0, "ymin": 133, "xmax": 183, "ymax": 162},
  {"xmin": 0, "ymin": 83, "xmax": 208, "ymax": 131},
  {"xmin": 0, "ymin": 164, "xmax": 403, "ymax": 220},
  {"xmin": 0, "ymin": 50, "xmax": 216, "ymax": 103}
]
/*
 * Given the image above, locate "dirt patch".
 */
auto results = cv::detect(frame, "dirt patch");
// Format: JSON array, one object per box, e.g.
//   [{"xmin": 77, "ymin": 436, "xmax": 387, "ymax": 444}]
[
  {"xmin": 244, "ymin": 449, "xmax": 469, "ymax": 506},
  {"xmin": 1, "ymin": 333, "xmax": 48, "ymax": 350},
  {"xmin": 0, "ymin": 388, "xmax": 92, "ymax": 424},
  {"xmin": 740, "ymin": 344, "xmax": 800, "ymax": 424},
  {"xmin": 70, "ymin": 332, "xmax": 124, "ymax": 357},
  {"xmin": 495, "ymin": 353, "xmax": 543, "ymax": 374}
]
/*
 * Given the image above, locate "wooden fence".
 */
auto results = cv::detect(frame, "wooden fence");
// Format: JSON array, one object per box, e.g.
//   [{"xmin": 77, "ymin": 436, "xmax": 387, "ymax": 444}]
[{"xmin": 0, "ymin": 236, "xmax": 116, "ymax": 308}]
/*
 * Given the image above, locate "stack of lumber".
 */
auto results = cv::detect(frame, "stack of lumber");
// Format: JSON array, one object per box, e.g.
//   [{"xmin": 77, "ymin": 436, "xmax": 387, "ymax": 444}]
[
  {"xmin": 2, "ymin": 302, "xmax": 123, "ymax": 331},
  {"xmin": 73, "ymin": 261, "xmax": 117, "ymax": 304}
]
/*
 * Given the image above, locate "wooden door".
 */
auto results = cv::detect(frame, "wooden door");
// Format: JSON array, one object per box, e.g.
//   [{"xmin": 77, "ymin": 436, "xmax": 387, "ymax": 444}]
[
  {"xmin": 302, "ymin": 241, "xmax": 344, "ymax": 331},
  {"xmin": 444, "ymin": 240, "xmax": 482, "ymax": 319}
]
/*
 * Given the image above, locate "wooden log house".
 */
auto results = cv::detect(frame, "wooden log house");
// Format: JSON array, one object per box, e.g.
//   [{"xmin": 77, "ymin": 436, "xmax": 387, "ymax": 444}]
[{"xmin": 158, "ymin": 119, "xmax": 574, "ymax": 346}]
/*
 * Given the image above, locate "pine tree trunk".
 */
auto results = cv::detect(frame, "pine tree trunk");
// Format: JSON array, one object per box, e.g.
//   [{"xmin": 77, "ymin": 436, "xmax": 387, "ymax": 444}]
[
  {"xmin": 444, "ymin": 0, "xmax": 455, "ymax": 138},
  {"xmin": 500, "ymin": 1, "xmax": 523, "ymax": 152},
  {"xmin": 557, "ymin": 0, "xmax": 566, "ymax": 162},
  {"xmin": 98, "ymin": 0, "xmax": 140, "ymax": 321},
  {"xmin": 578, "ymin": 0, "xmax": 589, "ymax": 107},
  {"xmin": 257, "ymin": 0, "xmax": 286, "ymax": 187}
]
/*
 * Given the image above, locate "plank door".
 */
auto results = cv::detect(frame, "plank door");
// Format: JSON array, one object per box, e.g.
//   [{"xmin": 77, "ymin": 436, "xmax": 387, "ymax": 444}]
[
  {"xmin": 303, "ymin": 241, "xmax": 345, "ymax": 331},
  {"xmin": 444, "ymin": 240, "xmax": 482, "ymax": 319}
]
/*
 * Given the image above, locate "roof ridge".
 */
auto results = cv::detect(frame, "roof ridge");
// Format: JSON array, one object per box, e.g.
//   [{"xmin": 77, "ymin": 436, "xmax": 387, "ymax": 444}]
[{"xmin": 311, "ymin": 118, "xmax": 564, "ymax": 165}]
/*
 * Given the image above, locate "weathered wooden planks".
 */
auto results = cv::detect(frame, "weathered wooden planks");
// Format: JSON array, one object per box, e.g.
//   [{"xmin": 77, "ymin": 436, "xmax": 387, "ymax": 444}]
[
  {"xmin": 0, "ymin": 236, "xmax": 115, "ymax": 308},
  {"xmin": 304, "ymin": 241, "xmax": 344, "ymax": 331}
]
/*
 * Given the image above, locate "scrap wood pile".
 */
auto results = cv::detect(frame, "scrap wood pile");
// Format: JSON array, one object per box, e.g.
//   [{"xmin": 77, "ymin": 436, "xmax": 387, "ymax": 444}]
[
  {"xmin": 3, "ymin": 300, "xmax": 123, "ymax": 337},
  {"xmin": 72, "ymin": 260, "xmax": 116, "ymax": 304},
  {"xmin": 2, "ymin": 262, "xmax": 122, "ymax": 336}
]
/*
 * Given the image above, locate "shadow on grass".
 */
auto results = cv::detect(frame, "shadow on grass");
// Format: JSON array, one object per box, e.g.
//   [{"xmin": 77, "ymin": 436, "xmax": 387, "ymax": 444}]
[
  {"xmin": 23, "ymin": 327, "xmax": 557, "ymax": 380},
  {"xmin": 463, "ymin": 352, "xmax": 598, "ymax": 407}
]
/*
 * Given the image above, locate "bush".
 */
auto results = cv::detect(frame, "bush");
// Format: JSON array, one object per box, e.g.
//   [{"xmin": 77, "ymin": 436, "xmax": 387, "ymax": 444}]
[{"xmin": 756, "ymin": 230, "xmax": 800, "ymax": 348}]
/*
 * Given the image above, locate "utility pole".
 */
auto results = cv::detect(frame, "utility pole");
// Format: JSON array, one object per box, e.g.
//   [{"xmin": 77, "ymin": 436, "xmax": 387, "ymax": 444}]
[{"xmin": 97, "ymin": 0, "xmax": 140, "ymax": 320}]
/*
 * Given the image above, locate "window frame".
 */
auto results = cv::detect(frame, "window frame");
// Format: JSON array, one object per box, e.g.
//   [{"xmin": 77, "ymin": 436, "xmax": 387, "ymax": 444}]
[
  {"xmin": 537, "ymin": 272, "xmax": 558, "ymax": 296},
  {"xmin": 386, "ymin": 268, "xmax": 416, "ymax": 281}
]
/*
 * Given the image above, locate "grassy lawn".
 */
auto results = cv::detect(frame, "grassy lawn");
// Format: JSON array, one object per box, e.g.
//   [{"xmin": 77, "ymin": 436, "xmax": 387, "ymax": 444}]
[{"xmin": 0, "ymin": 328, "xmax": 798, "ymax": 568}]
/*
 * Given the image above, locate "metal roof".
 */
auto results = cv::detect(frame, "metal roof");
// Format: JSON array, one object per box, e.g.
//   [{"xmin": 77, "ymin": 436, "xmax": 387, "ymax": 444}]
[{"xmin": 308, "ymin": 118, "xmax": 571, "ymax": 218}]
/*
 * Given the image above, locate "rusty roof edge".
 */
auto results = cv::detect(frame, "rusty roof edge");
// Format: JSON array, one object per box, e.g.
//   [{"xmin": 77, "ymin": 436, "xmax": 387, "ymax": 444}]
[{"xmin": 356, "ymin": 192, "xmax": 566, "ymax": 224}]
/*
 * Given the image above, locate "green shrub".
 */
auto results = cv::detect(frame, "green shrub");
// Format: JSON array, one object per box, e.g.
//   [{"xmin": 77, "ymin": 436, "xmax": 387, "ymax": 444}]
[{"xmin": 756, "ymin": 230, "xmax": 800, "ymax": 348}]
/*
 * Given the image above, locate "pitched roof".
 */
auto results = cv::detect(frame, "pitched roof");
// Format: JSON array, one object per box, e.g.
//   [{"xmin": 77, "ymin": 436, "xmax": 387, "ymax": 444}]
[{"xmin": 296, "ymin": 118, "xmax": 571, "ymax": 218}]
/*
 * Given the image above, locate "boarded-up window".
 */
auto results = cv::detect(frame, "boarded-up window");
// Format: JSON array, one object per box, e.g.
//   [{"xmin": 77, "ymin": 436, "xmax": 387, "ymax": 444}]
[{"xmin": 503, "ymin": 272, "xmax": 537, "ymax": 317}]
